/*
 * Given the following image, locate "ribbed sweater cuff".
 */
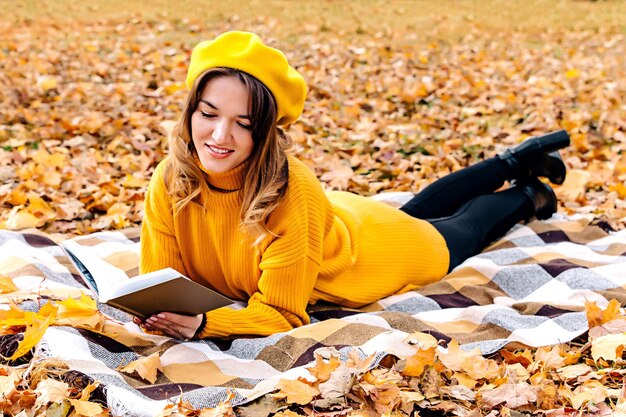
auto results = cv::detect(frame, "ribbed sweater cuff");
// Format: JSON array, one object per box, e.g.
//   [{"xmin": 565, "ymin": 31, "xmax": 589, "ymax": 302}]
[{"xmin": 196, "ymin": 306, "xmax": 294, "ymax": 338}]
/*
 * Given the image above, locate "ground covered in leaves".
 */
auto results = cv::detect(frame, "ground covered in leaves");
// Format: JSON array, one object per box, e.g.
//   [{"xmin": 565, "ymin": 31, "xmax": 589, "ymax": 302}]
[
  {"xmin": 1, "ymin": 10, "xmax": 625, "ymax": 234},
  {"xmin": 1, "ymin": 1, "xmax": 626, "ymax": 416}
]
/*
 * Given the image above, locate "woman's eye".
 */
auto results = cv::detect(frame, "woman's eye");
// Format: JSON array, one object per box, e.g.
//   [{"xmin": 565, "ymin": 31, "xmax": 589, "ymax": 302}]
[
  {"xmin": 237, "ymin": 122, "xmax": 252, "ymax": 130},
  {"xmin": 200, "ymin": 111, "xmax": 216, "ymax": 119}
]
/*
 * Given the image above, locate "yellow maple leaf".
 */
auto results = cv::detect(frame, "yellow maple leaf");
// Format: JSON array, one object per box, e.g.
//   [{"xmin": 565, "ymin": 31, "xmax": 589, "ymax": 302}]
[
  {"xmin": 272, "ymin": 378, "xmax": 320, "ymax": 405},
  {"xmin": 0, "ymin": 301, "xmax": 28, "ymax": 328},
  {"xmin": 55, "ymin": 294, "xmax": 103, "ymax": 331},
  {"xmin": 0, "ymin": 275, "xmax": 18, "ymax": 294},
  {"xmin": 118, "ymin": 352, "xmax": 162, "ymax": 384},
  {"xmin": 5, "ymin": 303, "xmax": 58, "ymax": 360}
]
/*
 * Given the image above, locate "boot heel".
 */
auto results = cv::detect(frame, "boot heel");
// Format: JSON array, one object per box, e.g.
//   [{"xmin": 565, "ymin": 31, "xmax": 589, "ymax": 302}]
[
  {"xmin": 498, "ymin": 130, "xmax": 570, "ymax": 184},
  {"xmin": 517, "ymin": 178, "xmax": 557, "ymax": 220},
  {"xmin": 528, "ymin": 130, "xmax": 571, "ymax": 153}
]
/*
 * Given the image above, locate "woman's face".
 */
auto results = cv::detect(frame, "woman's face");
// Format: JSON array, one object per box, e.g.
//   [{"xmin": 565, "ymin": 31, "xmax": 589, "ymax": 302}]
[{"xmin": 191, "ymin": 75, "xmax": 254, "ymax": 173}]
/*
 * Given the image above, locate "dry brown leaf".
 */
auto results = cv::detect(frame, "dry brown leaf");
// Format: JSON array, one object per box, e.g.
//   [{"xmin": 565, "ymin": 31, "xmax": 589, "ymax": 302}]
[
  {"xmin": 34, "ymin": 379, "xmax": 69, "ymax": 409},
  {"xmin": 566, "ymin": 380, "xmax": 609, "ymax": 410},
  {"xmin": 118, "ymin": 352, "xmax": 162, "ymax": 384},
  {"xmin": 555, "ymin": 363, "xmax": 593, "ymax": 381},
  {"xmin": 439, "ymin": 340, "xmax": 499, "ymax": 380},
  {"xmin": 480, "ymin": 382, "xmax": 538, "ymax": 409},
  {"xmin": 69, "ymin": 398, "xmax": 104, "ymax": 416},
  {"xmin": 590, "ymin": 333, "xmax": 626, "ymax": 362},
  {"xmin": 589, "ymin": 318, "xmax": 626, "ymax": 339},
  {"xmin": 318, "ymin": 364, "xmax": 355, "ymax": 399},
  {"xmin": 533, "ymin": 345, "xmax": 567, "ymax": 371}
]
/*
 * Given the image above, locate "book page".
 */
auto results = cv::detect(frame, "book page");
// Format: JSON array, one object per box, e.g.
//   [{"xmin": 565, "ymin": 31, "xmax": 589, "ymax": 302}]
[
  {"xmin": 61, "ymin": 240, "xmax": 129, "ymax": 301},
  {"xmin": 107, "ymin": 268, "xmax": 180, "ymax": 299}
]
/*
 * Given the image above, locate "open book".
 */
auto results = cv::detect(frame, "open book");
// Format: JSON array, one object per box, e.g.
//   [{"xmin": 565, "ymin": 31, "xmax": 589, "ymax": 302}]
[{"xmin": 61, "ymin": 240, "xmax": 233, "ymax": 319}]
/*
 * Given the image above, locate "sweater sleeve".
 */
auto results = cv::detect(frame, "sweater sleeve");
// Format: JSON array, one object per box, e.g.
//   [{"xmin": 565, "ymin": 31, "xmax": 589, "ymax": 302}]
[
  {"xmin": 197, "ymin": 170, "xmax": 330, "ymax": 338},
  {"xmin": 140, "ymin": 160, "xmax": 187, "ymax": 276}
]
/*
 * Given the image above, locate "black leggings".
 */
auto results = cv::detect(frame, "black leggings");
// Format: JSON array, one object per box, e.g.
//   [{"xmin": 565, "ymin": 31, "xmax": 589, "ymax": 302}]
[{"xmin": 399, "ymin": 158, "xmax": 534, "ymax": 272}]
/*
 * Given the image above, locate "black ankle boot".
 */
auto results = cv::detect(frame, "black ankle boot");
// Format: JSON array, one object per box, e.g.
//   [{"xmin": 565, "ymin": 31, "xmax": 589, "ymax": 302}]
[
  {"xmin": 498, "ymin": 130, "xmax": 570, "ymax": 184},
  {"xmin": 517, "ymin": 178, "xmax": 558, "ymax": 220}
]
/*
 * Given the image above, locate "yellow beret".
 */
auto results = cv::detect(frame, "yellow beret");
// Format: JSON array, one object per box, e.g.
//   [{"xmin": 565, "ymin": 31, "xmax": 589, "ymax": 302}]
[{"xmin": 186, "ymin": 31, "xmax": 307, "ymax": 125}]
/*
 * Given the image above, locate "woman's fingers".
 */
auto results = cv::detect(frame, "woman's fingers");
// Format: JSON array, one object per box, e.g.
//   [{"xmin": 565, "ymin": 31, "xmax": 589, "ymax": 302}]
[{"xmin": 141, "ymin": 312, "xmax": 202, "ymax": 340}]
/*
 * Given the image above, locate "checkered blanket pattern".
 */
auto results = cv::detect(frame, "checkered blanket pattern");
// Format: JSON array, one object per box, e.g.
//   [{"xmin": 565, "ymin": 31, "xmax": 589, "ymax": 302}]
[{"xmin": 1, "ymin": 213, "xmax": 625, "ymax": 416}]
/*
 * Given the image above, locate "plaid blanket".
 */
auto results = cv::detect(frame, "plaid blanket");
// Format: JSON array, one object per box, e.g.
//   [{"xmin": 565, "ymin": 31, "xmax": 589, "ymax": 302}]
[{"xmin": 1, "ymin": 207, "xmax": 625, "ymax": 416}]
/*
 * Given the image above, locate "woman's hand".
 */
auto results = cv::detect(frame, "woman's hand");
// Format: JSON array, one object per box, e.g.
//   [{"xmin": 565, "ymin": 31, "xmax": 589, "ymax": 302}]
[{"xmin": 134, "ymin": 312, "xmax": 204, "ymax": 340}]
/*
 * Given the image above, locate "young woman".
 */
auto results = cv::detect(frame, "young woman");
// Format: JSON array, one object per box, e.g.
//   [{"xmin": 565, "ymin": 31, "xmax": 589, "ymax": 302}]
[{"xmin": 136, "ymin": 31, "xmax": 570, "ymax": 340}]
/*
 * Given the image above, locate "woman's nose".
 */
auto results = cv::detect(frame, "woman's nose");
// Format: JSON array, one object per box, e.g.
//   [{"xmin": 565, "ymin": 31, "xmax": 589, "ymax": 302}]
[{"xmin": 212, "ymin": 120, "xmax": 230, "ymax": 143}]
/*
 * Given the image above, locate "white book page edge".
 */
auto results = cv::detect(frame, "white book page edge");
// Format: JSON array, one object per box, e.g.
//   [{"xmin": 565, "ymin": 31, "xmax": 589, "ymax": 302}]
[{"xmin": 61, "ymin": 240, "xmax": 129, "ymax": 302}]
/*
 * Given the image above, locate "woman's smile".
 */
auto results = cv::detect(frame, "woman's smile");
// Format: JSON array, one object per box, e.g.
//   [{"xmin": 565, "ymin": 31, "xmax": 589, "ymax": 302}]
[
  {"xmin": 206, "ymin": 144, "xmax": 234, "ymax": 158},
  {"xmin": 191, "ymin": 75, "xmax": 254, "ymax": 173}
]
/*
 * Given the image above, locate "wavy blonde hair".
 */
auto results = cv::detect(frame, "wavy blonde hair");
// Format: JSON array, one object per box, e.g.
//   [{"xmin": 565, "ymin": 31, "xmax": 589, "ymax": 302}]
[{"xmin": 166, "ymin": 68, "xmax": 291, "ymax": 244}]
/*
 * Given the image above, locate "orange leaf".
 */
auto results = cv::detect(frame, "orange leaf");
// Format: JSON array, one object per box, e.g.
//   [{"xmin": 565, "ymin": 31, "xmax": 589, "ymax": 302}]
[
  {"xmin": 307, "ymin": 353, "xmax": 341, "ymax": 383},
  {"xmin": 272, "ymin": 378, "xmax": 320, "ymax": 405},
  {"xmin": 585, "ymin": 299, "xmax": 622, "ymax": 328},
  {"xmin": 400, "ymin": 346, "xmax": 436, "ymax": 377}
]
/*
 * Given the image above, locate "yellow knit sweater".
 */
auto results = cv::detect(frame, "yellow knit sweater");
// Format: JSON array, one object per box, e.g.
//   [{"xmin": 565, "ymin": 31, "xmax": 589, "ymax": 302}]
[{"xmin": 140, "ymin": 155, "xmax": 449, "ymax": 338}]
